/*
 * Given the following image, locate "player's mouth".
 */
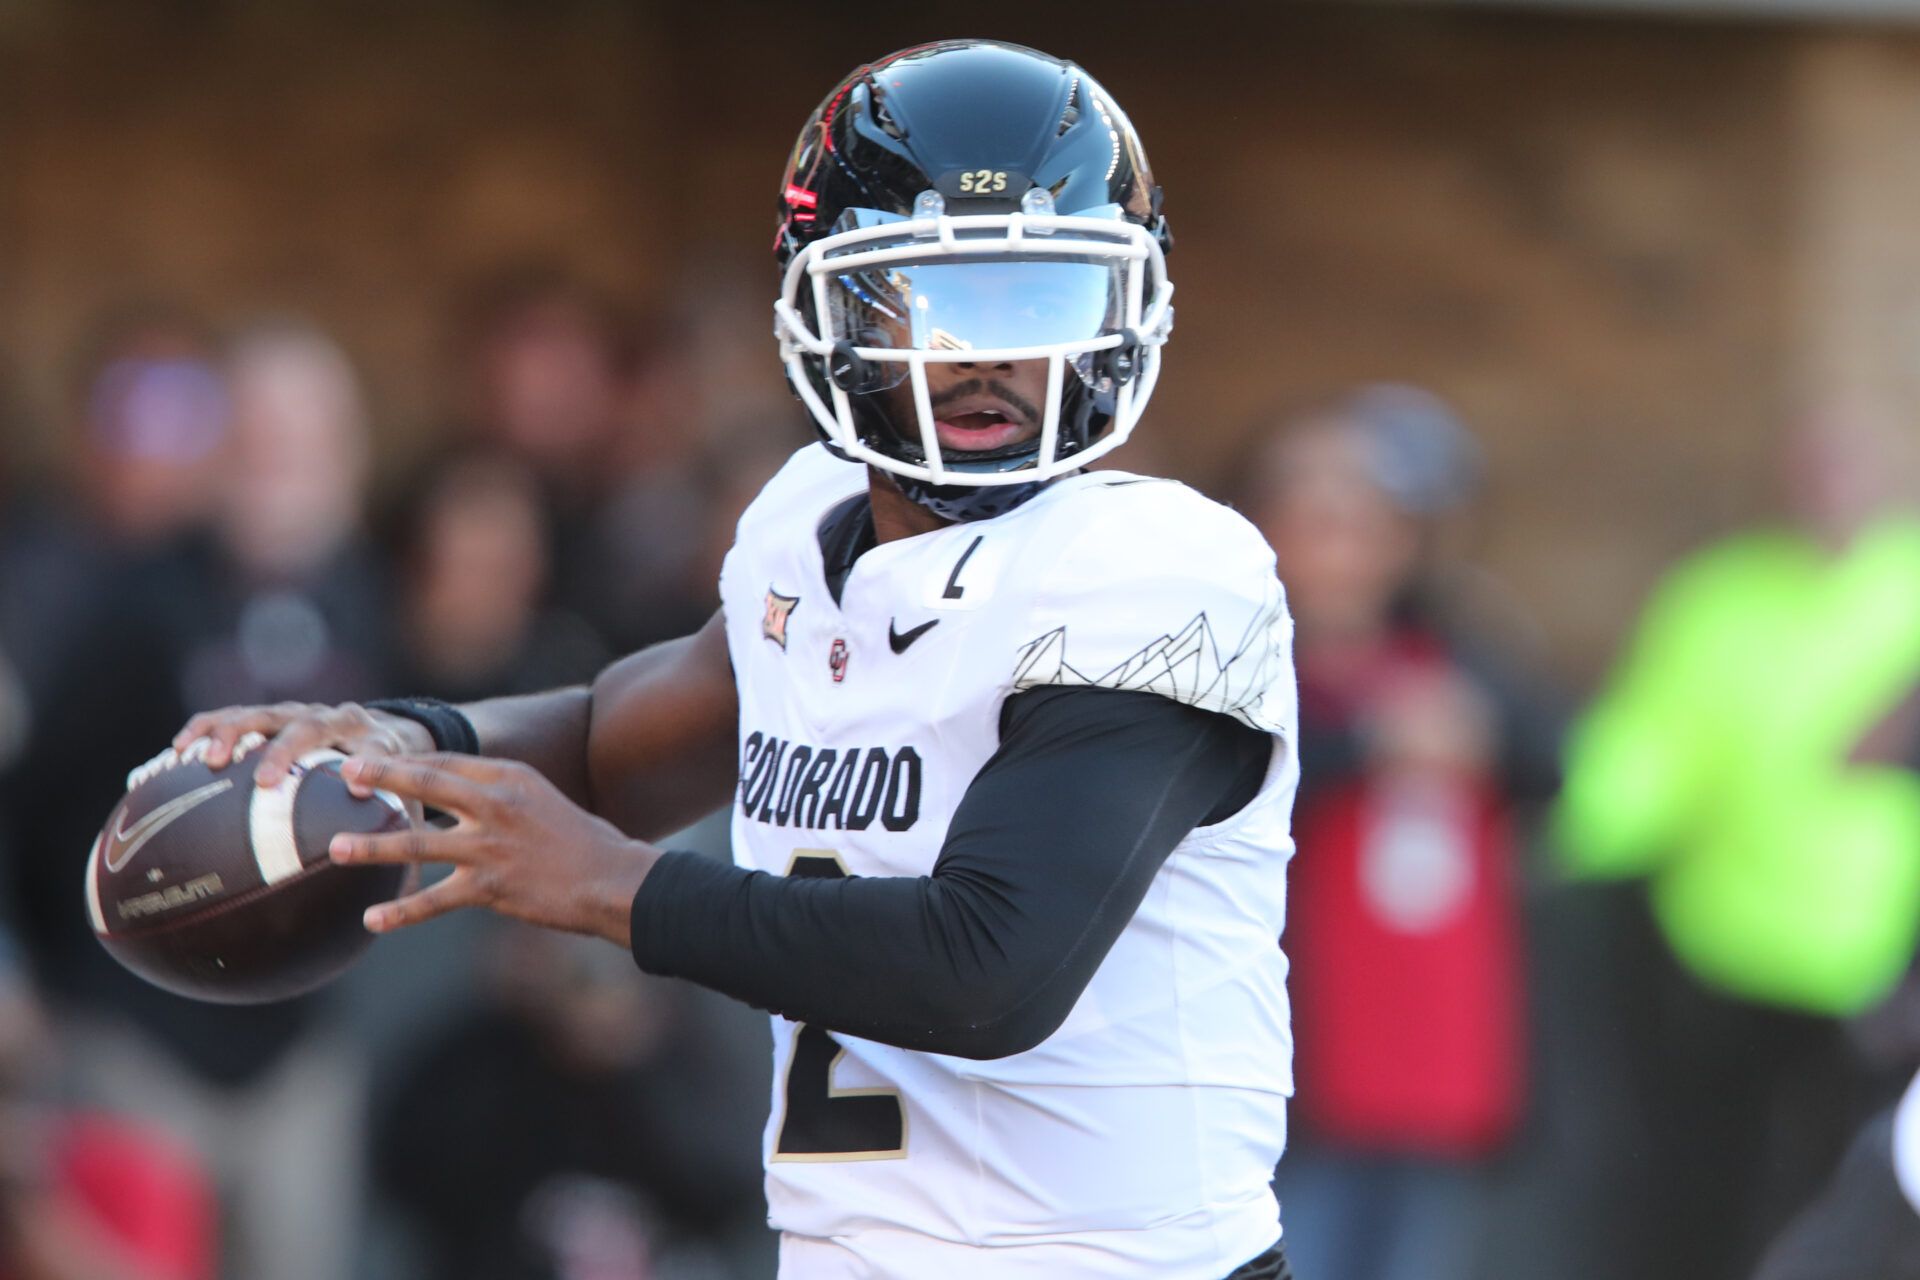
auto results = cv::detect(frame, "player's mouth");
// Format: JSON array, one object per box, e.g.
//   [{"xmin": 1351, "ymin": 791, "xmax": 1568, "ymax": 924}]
[{"xmin": 933, "ymin": 396, "xmax": 1035, "ymax": 453}]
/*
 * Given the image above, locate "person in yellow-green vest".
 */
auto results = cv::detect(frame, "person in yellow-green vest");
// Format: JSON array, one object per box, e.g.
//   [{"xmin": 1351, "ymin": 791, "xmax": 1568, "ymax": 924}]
[{"xmin": 1556, "ymin": 403, "xmax": 1920, "ymax": 1280}]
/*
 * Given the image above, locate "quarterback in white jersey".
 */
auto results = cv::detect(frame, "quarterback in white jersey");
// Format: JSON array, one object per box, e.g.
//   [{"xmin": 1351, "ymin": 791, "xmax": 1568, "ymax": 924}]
[
  {"xmin": 712, "ymin": 443, "xmax": 1296, "ymax": 1277},
  {"xmin": 174, "ymin": 38, "xmax": 1300, "ymax": 1280}
]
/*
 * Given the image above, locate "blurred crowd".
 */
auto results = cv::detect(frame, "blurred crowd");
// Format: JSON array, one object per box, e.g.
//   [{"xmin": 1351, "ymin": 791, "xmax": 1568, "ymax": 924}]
[
  {"xmin": 0, "ymin": 273, "xmax": 1918, "ymax": 1280},
  {"xmin": 0, "ymin": 273, "xmax": 795, "ymax": 1280}
]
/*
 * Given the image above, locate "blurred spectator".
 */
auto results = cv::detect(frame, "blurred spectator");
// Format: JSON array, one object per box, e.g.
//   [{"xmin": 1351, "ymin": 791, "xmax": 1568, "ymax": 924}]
[
  {"xmin": 7, "ymin": 319, "xmax": 393, "ymax": 1280},
  {"xmin": 0, "ymin": 928, "xmax": 216, "ymax": 1280},
  {"xmin": 1555, "ymin": 398, "xmax": 1920, "ymax": 1280},
  {"xmin": 450, "ymin": 269, "xmax": 718, "ymax": 654},
  {"xmin": 382, "ymin": 449, "xmax": 607, "ymax": 703},
  {"xmin": 1243, "ymin": 387, "xmax": 1560, "ymax": 1280},
  {"xmin": 376, "ymin": 923, "xmax": 770, "ymax": 1280},
  {"xmin": 458, "ymin": 269, "xmax": 630, "ymax": 499},
  {"xmin": 0, "ymin": 306, "xmax": 230, "ymax": 719},
  {"xmin": 167, "ymin": 320, "xmax": 391, "ymax": 711},
  {"xmin": 68, "ymin": 306, "xmax": 230, "ymax": 550},
  {"xmin": 220, "ymin": 323, "xmax": 370, "ymax": 578}
]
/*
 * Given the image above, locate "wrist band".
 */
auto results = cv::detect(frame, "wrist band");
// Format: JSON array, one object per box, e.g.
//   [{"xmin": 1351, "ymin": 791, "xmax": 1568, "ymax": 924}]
[{"xmin": 365, "ymin": 698, "xmax": 480, "ymax": 756}]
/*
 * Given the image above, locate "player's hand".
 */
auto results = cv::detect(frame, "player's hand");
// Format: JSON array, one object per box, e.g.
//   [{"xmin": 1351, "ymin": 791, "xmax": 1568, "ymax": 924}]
[
  {"xmin": 326, "ymin": 753, "xmax": 658, "ymax": 947},
  {"xmin": 172, "ymin": 702, "xmax": 434, "ymax": 788}
]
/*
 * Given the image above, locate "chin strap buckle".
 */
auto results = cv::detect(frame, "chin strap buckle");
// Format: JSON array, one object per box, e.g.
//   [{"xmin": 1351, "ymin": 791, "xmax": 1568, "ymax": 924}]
[
  {"xmin": 1099, "ymin": 329, "xmax": 1143, "ymax": 387},
  {"xmin": 829, "ymin": 339, "xmax": 879, "ymax": 393}
]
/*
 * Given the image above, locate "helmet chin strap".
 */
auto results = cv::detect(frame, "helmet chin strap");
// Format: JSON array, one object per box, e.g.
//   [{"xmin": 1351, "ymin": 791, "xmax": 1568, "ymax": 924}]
[{"xmin": 894, "ymin": 473, "xmax": 1053, "ymax": 522}]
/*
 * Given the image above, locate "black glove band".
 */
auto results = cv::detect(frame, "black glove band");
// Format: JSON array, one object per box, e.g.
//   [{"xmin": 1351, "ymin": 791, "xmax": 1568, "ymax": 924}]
[{"xmin": 365, "ymin": 698, "xmax": 481, "ymax": 756}]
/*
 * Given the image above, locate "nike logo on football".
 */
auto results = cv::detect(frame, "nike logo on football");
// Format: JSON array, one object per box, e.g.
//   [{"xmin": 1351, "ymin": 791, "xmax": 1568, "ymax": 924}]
[
  {"xmin": 105, "ymin": 778, "xmax": 234, "ymax": 873},
  {"xmin": 888, "ymin": 619, "xmax": 939, "ymax": 653}
]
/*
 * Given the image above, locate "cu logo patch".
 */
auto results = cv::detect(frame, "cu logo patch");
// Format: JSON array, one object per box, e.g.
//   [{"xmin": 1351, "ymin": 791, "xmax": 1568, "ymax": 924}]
[{"xmin": 829, "ymin": 638, "xmax": 849, "ymax": 683}]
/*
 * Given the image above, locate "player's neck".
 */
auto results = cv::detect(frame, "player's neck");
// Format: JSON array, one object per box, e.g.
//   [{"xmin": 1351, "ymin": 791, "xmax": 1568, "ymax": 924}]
[{"xmin": 868, "ymin": 469, "xmax": 954, "ymax": 544}]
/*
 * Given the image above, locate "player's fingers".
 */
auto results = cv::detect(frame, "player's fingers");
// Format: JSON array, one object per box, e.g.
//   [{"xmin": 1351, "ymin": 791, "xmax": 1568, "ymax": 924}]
[
  {"xmin": 336, "ymin": 713, "xmax": 419, "ymax": 799},
  {"xmin": 361, "ymin": 872, "xmax": 480, "ymax": 934},
  {"xmin": 174, "ymin": 707, "xmax": 278, "ymax": 752},
  {"xmin": 375, "ymin": 751, "xmax": 520, "ymax": 790},
  {"xmin": 205, "ymin": 705, "xmax": 306, "ymax": 768},
  {"xmin": 327, "ymin": 824, "xmax": 466, "ymax": 868},
  {"xmin": 339, "ymin": 754, "xmax": 492, "ymax": 818},
  {"xmin": 251, "ymin": 713, "xmax": 342, "ymax": 788},
  {"xmin": 171, "ymin": 710, "xmax": 226, "ymax": 751},
  {"xmin": 392, "ymin": 751, "xmax": 512, "ymax": 782},
  {"xmin": 254, "ymin": 705, "xmax": 394, "ymax": 790}
]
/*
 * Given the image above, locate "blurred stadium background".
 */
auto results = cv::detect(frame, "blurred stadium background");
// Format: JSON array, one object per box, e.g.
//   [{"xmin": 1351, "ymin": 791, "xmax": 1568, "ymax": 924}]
[{"xmin": 3, "ymin": 1, "xmax": 1920, "ymax": 1278}]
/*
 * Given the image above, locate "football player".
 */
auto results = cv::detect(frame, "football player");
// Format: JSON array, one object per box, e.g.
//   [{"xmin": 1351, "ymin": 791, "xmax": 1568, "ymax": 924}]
[{"xmin": 177, "ymin": 40, "xmax": 1300, "ymax": 1279}]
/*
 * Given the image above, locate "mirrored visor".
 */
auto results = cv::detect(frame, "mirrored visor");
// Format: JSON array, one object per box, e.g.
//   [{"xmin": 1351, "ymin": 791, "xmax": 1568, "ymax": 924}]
[{"xmin": 827, "ymin": 256, "xmax": 1125, "ymax": 356}]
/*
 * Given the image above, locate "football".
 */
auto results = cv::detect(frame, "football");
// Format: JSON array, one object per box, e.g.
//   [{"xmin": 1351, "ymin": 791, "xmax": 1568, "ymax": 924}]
[{"xmin": 85, "ymin": 733, "xmax": 410, "ymax": 1004}]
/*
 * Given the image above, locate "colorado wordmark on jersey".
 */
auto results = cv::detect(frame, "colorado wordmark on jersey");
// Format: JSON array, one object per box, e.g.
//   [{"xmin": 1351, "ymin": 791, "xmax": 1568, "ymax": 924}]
[{"xmin": 718, "ymin": 444, "xmax": 1299, "ymax": 1279}]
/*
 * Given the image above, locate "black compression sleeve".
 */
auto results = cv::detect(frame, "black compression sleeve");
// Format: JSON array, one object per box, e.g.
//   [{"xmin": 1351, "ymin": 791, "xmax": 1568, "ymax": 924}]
[{"xmin": 629, "ymin": 685, "xmax": 1273, "ymax": 1059}]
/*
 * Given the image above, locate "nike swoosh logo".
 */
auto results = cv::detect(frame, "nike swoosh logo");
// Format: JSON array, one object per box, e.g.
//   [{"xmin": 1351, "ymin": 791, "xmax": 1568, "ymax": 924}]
[
  {"xmin": 888, "ymin": 618, "xmax": 939, "ymax": 654},
  {"xmin": 106, "ymin": 778, "xmax": 234, "ymax": 873}
]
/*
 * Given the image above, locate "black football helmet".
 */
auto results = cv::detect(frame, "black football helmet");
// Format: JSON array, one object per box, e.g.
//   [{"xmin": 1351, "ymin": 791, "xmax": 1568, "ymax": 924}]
[{"xmin": 773, "ymin": 40, "xmax": 1173, "ymax": 515}]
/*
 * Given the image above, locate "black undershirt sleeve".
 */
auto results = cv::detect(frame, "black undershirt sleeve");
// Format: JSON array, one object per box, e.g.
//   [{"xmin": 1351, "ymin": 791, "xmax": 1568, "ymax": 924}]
[{"xmin": 629, "ymin": 684, "xmax": 1272, "ymax": 1060}]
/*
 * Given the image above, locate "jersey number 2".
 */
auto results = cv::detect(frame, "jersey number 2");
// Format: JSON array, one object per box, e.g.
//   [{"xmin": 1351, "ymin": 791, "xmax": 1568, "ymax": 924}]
[{"xmin": 772, "ymin": 850, "xmax": 908, "ymax": 1162}]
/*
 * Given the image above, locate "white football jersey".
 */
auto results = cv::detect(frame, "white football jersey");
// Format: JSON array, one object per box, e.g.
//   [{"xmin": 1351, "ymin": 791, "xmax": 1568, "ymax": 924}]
[{"xmin": 718, "ymin": 443, "xmax": 1299, "ymax": 1279}]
